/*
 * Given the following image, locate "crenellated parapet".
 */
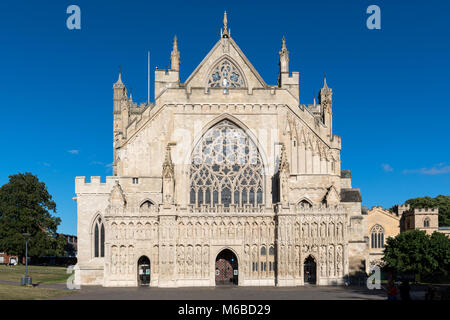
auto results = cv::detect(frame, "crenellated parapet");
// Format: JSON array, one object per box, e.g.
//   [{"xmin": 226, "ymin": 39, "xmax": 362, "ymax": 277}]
[{"xmin": 75, "ymin": 176, "xmax": 118, "ymax": 194}]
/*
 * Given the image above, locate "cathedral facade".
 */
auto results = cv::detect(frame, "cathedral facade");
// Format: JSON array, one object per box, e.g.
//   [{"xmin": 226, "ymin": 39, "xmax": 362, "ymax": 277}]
[{"xmin": 74, "ymin": 13, "xmax": 369, "ymax": 288}]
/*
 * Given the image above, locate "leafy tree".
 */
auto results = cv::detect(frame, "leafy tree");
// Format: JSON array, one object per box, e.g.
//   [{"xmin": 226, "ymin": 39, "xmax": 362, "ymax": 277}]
[
  {"xmin": 383, "ymin": 230, "xmax": 450, "ymax": 279},
  {"xmin": 0, "ymin": 172, "xmax": 65, "ymax": 260},
  {"xmin": 405, "ymin": 195, "xmax": 450, "ymax": 227},
  {"xmin": 429, "ymin": 232, "xmax": 450, "ymax": 277},
  {"xmin": 383, "ymin": 230, "xmax": 436, "ymax": 276}
]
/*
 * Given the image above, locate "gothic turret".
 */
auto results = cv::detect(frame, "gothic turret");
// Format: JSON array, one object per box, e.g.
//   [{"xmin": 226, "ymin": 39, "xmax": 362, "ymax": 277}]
[
  {"xmin": 113, "ymin": 72, "xmax": 127, "ymax": 113},
  {"xmin": 279, "ymin": 36, "xmax": 289, "ymax": 74},
  {"xmin": 277, "ymin": 37, "xmax": 299, "ymax": 101},
  {"xmin": 112, "ymin": 71, "xmax": 130, "ymax": 175},
  {"xmin": 319, "ymin": 75, "xmax": 333, "ymax": 137},
  {"xmin": 154, "ymin": 37, "xmax": 180, "ymax": 100}
]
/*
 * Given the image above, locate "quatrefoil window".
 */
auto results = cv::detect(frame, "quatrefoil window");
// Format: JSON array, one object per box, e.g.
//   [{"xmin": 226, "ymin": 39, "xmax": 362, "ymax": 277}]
[{"xmin": 208, "ymin": 60, "xmax": 245, "ymax": 88}]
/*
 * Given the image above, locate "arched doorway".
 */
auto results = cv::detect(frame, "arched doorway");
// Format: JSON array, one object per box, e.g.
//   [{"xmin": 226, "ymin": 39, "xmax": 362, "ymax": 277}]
[
  {"xmin": 137, "ymin": 256, "xmax": 150, "ymax": 286},
  {"xmin": 304, "ymin": 255, "xmax": 317, "ymax": 285},
  {"xmin": 215, "ymin": 249, "xmax": 238, "ymax": 286}
]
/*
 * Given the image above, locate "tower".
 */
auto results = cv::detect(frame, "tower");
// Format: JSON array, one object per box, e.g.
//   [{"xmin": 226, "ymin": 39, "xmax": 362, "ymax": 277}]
[
  {"xmin": 112, "ymin": 72, "xmax": 129, "ymax": 175},
  {"xmin": 277, "ymin": 37, "xmax": 299, "ymax": 101}
]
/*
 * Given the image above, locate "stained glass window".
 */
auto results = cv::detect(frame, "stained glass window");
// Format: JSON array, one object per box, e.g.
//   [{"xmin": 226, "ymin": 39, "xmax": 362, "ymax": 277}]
[
  {"xmin": 190, "ymin": 120, "xmax": 264, "ymax": 208},
  {"xmin": 208, "ymin": 60, "xmax": 245, "ymax": 89}
]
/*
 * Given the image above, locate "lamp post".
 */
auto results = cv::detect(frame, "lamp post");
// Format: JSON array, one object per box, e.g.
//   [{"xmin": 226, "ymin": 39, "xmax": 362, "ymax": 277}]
[{"xmin": 21, "ymin": 232, "xmax": 32, "ymax": 286}]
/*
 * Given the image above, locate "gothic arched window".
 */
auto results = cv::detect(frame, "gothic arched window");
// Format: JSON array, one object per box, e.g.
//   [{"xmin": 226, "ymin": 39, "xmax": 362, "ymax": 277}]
[
  {"xmin": 370, "ymin": 224, "xmax": 384, "ymax": 249},
  {"xmin": 269, "ymin": 246, "xmax": 275, "ymax": 256},
  {"xmin": 93, "ymin": 216, "xmax": 105, "ymax": 258},
  {"xmin": 140, "ymin": 200, "xmax": 155, "ymax": 211},
  {"xmin": 298, "ymin": 199, "xmax": 313, "ymax": 208},
  {"xmin": 190, "ymin": 120, "xmax": 264, "ymax": 208},
  {"xmin": 424, "ymin": 218, "xmax": 430, "ymax": 228},
  {"xmin": 260, "ymin": 246, "xmax": 267, "ymax": 256},
  {"xmin": 208, "ymin": 59, "xmax": 245, "ymax": 89}
]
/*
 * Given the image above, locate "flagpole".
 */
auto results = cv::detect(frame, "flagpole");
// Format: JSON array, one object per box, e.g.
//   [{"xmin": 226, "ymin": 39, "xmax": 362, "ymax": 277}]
[{"xmin": 147, "ymin": 50, "xmax": 150, "ymax": 104}]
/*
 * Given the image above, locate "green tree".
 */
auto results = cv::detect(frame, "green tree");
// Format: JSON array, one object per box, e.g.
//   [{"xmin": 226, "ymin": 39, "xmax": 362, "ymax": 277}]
[
  {"xmin": 383, "ymin": 230, "xmax": 436, "ymax": 276},
  {"xmin": 429, "ymin": 232, "xmax": 450, "ymax": 277},
  {"xmin": 0, "ymin": 172, "xmax": 65, "ymax": 260},
  {"xmin": 405, "ymin": 195, "xmax": 450, "ymax": 227}
]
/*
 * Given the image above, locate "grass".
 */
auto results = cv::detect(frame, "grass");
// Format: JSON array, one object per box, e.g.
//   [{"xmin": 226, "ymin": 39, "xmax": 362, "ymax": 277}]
[
  {"xmin": 0, "ymin": 265, "xmax": 71, "ymax": 284},
  {"xmin": 0, "ymin": 283, "xmax": 74, "ymax": 300}
]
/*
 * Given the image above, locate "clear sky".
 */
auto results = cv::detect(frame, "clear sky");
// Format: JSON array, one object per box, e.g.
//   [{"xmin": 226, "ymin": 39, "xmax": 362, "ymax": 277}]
[{"xmin": 1, "ymin": 0, "xmax": 449, "ymax": 235}]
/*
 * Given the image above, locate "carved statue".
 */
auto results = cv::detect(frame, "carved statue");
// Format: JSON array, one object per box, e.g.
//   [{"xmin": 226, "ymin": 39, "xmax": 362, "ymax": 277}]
[
  {"xmin": 328, "ymin": 245, "xmax": 334, "ymax": 277},
  {"xmin": 320, "ymin": 246, "xmax": 327, "ymax": 277},
  {"xmin": 202, "ymin": 246, "xmax": 209, "ymax": 278},
  {"xmin": 336, "ymin": 245, "xmax": 343, "ymax": 276},
  {"xmin": 128, "ymin": 246, "xmax": 134, "ymax": 274}
]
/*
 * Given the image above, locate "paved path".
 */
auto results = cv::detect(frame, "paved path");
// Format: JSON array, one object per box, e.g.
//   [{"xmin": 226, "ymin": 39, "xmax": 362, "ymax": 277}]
[{"xmin": 53, "ymin": 285, "xmax": 388, "ymax": 300}]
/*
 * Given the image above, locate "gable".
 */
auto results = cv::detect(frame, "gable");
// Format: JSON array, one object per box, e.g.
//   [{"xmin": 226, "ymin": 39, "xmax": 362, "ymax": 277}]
[{"xmin": 184, "ymin": 37, "xmax": 267, "ymax": 90}]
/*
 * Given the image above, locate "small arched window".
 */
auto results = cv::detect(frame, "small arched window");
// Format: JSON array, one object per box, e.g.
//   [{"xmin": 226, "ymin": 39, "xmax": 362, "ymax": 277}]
[
  {"xmin": 140, "ymin": 200, "xmax": 155, "ymax": 210},
  {"xmin": 424, "ymin": 218, "xmax": 430, "ymax": 228},
  {"xmin": 371, "ymin": 224, "xmax": 384, "ymax": 249},
  {"xmin": 260, "ymin": 246, "xmax": 266, "ymax": 256},
  {"xmin": 298, "ymin": 199, "xmax": 313, "ymax": 208},
  {"xmin": 93, "ymin": 216, "xmax": 105, "ymax": 258},
  {"xmin": 269, "ymin": 246, "xmax": 275, "ymax": 256}
]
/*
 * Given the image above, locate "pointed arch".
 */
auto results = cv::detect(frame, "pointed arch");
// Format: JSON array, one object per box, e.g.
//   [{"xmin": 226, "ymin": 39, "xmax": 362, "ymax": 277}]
[
  {"xmin": 186, "ymin": 113, "xmax": 269, "ymax": 171},
  {"xmin": 205, "ymin": 55, "xmax": 248, "ymax": 89},
  {"xmin": 139, "ymin": 198, "xmax": 156, "ymax": 212},
  {"xmin": 91, "ymin": 213, "xmax": 105, "ymax": 258},
  {"xmin": 370, "ymin": 224, "xmax": 385, "ymax": 249},
  {"xmin": 188, "ymin": 117, "xmax": 267, "ymax": 208},
  {"xmin": 297, "ymin": 197, "xmax": 313, "ymax": 208}
]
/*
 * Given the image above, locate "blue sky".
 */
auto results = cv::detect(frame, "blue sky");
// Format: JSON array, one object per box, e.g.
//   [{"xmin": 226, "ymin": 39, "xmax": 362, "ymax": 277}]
[{"xmin": 0, "ymin": 0, "xmax": 449, "ymax": 235}]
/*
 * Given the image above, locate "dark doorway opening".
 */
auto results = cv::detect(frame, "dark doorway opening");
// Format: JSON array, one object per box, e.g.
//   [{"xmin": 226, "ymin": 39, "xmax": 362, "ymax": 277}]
[
  {"xmin": 304, "ymin": 255, "xmax": 317, "ymax": 285},
  {"xmin": 137, "ymin": 256, "xmax": 150, "ymax": 286},
  {"xmin": 215, "ymin": 249, "xmax": 238, "ymax": 286}
]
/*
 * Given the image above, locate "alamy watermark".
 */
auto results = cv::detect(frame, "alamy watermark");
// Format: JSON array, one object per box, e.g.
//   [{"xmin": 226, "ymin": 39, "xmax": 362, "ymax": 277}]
[
  {"xmin": 66, "ymin": 5, "xmax": 81, "ymax": 30},
  {"xmin": 366, "ymin": 5, "xmax": 381, "ymax": 30},
  {"xmin": 366, "ymin": 265, "xmax": 381, "ymax": 289},
  {"xmin": 66, "ymin": 265, "xmax": 81, "ymax": 290}
]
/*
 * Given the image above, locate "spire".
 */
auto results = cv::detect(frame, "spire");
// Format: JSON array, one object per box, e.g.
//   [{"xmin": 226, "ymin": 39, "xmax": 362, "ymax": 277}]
[
  {"xmin": 113, "ymin": 71, "xmax": 124, "ymax": 88},
  {"xmin": 221, "ymin": 10, "xmax": 230, "ymax": 38},
  {"xmin": 171, "ymin": 35, "xmax": 180, "ymax": 71},
  {"xmin": 279, "ymin": 36, "xmax": 289, "ymax": 74},
  {"xmin": 162, "ymin": 144, "xmax": 174, "ymax": 179},
  {"xmin": 281, "ymin": 36, "xmax": 287, "ymax": 52},
  {"xmin": 173, "ymin": 35, "xmax": 178, "ymax": 51},
  {"xmin": 322, "ymin": 73, "xmax": 329, "ymax": 90}
]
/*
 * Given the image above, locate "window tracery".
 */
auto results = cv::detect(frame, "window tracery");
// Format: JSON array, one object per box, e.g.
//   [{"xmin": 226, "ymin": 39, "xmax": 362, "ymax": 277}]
[
  {"xmin": 370, "ymin": 224, "xmax": 384, "ymax": 249},
  {"xmin": 93, "ymin": 216, "xmax": 105, "ymax": 258},
  {"xmin": 208, "ymin": 60, "xmax": 245, "ymax": 89},
  {"xmin": 189, "ymin": 120, "xmax": 264, "ymax": 208}
]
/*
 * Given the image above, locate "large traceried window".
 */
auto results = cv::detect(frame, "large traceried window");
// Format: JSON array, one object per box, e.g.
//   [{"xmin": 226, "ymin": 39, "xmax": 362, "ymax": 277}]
[
  {"xmin": 371, "ymin": 224, "xmax": 384, "ymax": 249},
  {"xmin": 190, "ymin": 120, "xmax": 264, "ymax": 208},
  {"xmin": 208, "ymin": 59, "xmax": 245, "ymax": 89}
]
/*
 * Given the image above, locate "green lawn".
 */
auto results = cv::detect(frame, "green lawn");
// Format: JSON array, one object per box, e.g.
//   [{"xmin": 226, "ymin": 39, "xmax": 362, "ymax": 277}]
[
  {"xmin": 0, "ymin": 283, "xmax": 74, "ymax": 300},
  {"xmin": 0, "ymin": 265, "xmax": 71, "ymax": 284}
]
